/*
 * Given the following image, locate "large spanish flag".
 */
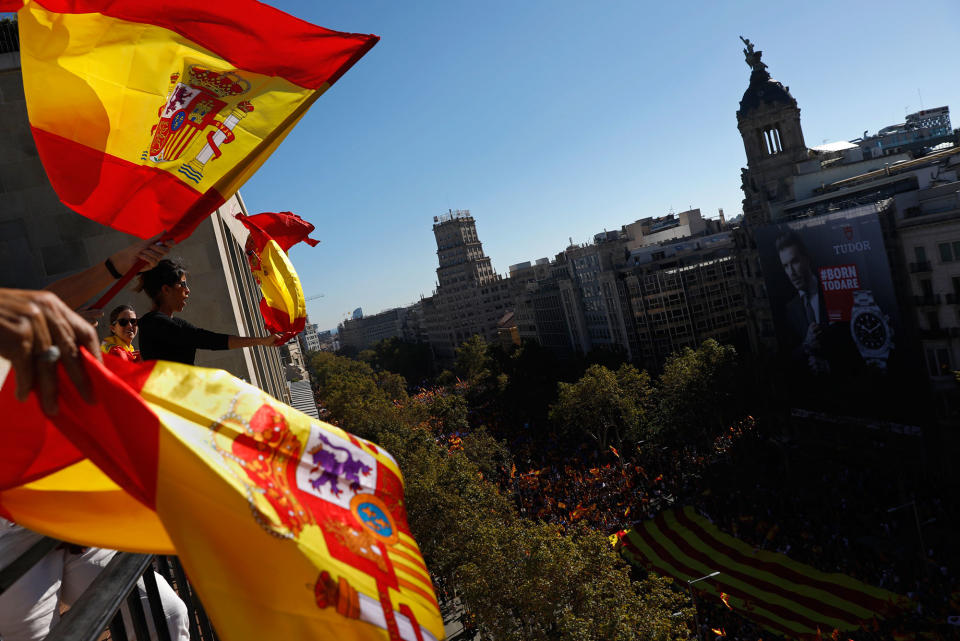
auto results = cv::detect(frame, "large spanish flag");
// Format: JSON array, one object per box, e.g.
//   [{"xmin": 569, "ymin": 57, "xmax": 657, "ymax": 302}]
[
  {"xmin": 0, "ymin": 355, "xmax": 442, "ymax": 641},
  {"xmin": 2, "ymin": 0, "xmax": 377, "ymax": 240},
  {"xmin": 235, "ymin": 211, "xmax": 318, "ymax": 342},
  {"xmin": 615, "ymin": 507, "xmax": 911, "ymax": 640}
]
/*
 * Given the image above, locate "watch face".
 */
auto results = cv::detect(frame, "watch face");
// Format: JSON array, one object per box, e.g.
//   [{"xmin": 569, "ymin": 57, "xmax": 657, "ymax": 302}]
[{"xmin": 853, "ymin": 312, "xmax": 887, "ymax": 350}]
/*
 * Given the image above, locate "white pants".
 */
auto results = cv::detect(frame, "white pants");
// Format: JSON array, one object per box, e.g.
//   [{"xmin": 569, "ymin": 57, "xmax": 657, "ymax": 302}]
[{"xmin": 0, "ymin": 524, "xmax": 190, "ymax": 641}]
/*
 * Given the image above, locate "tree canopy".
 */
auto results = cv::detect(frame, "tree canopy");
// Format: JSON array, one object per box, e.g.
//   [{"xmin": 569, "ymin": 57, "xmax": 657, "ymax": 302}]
[{"xmin": 306, "ymin": 350, "xmax": 692, "ymax": 640}]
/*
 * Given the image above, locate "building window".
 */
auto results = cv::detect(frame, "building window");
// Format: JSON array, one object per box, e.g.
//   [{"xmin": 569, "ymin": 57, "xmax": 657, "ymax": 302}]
[
  {"xmin": 926, "ymin": 348, "xmax": 952, "ymax": 377},
  {"xmin": 759, "ymin": 126, "xmax": 783, "ymax": 155},
  {"xmin": 938, "ymin": 242, "xmax": 960, "ymax": 262}
]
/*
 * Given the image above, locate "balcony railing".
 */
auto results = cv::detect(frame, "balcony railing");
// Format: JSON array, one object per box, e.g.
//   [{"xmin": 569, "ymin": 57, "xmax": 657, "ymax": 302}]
[
  {"xmin": 913, "ymin": 294, "xmax": 941, "ymax": 306},
  {"xmin": 0, "ymin": 537, "xmax": 218, "ymax": 641},
  {"xmin": 0, "ymin": 20, "xmax": 18, "ymax": 55},
  {"xmin": 909, "ymin": 261, "xmax": 933, "ymax": 273}
]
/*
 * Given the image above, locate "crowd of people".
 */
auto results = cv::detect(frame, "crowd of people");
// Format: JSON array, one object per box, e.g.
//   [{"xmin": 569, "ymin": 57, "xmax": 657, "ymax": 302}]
[{"xmin": 422, "ymin": 385, "xmax": 959, "ymax": 641}]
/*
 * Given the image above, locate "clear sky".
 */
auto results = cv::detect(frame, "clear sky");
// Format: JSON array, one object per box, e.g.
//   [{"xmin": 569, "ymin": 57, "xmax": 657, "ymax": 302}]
[{"xmin": 18, "ymin": 1, "xmax": 960, "ymax": 331}]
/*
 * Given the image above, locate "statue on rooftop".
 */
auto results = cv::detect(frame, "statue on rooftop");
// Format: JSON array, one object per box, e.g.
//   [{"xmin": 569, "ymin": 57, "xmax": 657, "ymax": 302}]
[{"xmin": 740, "ymin": 36, "xmax": 768, "ymax": 73}]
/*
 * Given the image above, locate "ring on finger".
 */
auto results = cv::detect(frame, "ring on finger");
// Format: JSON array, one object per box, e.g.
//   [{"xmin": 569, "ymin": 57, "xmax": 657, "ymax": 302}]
[{"xmin": 36, "ymin": 345, "xmax": 61, "ymax": 363}]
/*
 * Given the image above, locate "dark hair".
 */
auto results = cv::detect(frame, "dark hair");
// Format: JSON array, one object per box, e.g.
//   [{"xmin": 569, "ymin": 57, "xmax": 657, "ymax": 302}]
[
  {"xmin": 109, "ymin": 304, "xmax": 135, "ymax": 325},
  {"xmin": 774, "ymin": 229, "xmax": 809, "ymax": 259},
  {"xmin": 134, "ymin": 259, "xmax": 187, "ymax": 304}
]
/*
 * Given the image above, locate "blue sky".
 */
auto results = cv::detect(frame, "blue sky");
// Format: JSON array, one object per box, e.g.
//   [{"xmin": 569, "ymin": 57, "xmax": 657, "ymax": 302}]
[
  {"xmin": 252, "ymin": 0, "xmax": 960, "ymax": 332},
  {"xmin": 14, "ymin": 2, "xmax": 959, "ymax": 331}
]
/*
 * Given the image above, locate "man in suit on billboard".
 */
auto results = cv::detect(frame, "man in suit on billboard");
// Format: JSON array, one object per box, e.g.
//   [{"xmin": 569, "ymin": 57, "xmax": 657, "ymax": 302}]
[{"xmin": 775, "ymin": 230, "xmax": 860, "ymax": 375}]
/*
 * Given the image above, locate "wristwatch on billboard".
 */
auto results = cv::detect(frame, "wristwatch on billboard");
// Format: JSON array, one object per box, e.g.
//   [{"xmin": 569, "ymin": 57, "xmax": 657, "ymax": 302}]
[{"xmin": 849, "ymin": 289, "xmax": 893, "ymax": 369}]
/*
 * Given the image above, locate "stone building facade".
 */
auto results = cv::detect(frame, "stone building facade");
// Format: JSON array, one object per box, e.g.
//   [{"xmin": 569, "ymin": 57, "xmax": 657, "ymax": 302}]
[
  {"xmin": 733, "ymin": 37, "xmax": 960, "ymax": 417},
  {"xmin": 422, "ymin": 210, "xmax": 512, "ymax": 362},
  {"xmin": 338, "ymin": 302, "xmax": 425, "ymax": 352}
]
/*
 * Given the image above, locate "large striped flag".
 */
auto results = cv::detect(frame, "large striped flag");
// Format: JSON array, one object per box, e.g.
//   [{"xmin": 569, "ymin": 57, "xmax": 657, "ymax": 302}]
[
  {"xmin": 234, "ymin": 211, "xmax": 318, "ymax": 342},
  {"xmin": 615, "ymin": 507, "xmax": 911, "ymax": 640},
  {"xmin": 2, "ymin": 0, "xmax": 377, "ymax": 241},
  {"xmin": 0, "ymin": 354, "xmax": 442, "ymax": 641}
]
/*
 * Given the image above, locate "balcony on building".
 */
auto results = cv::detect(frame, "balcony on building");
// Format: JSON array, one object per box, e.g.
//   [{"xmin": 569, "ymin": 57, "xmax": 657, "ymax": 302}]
[{"xmin": 909, "ymin": 260, "xmax": 933, "ymax": 273}]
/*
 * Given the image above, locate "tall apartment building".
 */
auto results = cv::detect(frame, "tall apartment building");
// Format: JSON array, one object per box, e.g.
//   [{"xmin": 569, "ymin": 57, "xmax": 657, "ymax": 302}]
[
  {"xmin": 621, "ymin": 232, "xmax": 750, "ymax": 370},
  {"xmin": 0, "ymin": 34, "xmax": 289, "ymax": 402},
  {"xmin": 553, "ymin": 237, "xmax": 634, "ymax": 357},
  {"xmin": 504, "ymin": 214, "xmax": 748, "ymax": 370},
  {"xmin": 302, "ymin": 320, "xmax": 322, "ymax": 352},
  {"xmin": 422, "ymin": 210, "xmax": 512, "ymax": 362},
  {"xmin": 338, "ymin": 301, "xmax": 425, "ymax": 352}
]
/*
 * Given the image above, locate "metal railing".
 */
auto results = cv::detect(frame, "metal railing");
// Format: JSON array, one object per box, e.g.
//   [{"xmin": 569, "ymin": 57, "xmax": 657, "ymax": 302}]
[
  {"xmin": 909, "ymin": 260, "xmax": 932, "ymax": 273},
  {"xmin": 0, "ymin": 538, "xmax": 218, "ymax": 641},
  {"xmin": 0, "ymin": 19, "xmax": 18, "ymax": 54}
]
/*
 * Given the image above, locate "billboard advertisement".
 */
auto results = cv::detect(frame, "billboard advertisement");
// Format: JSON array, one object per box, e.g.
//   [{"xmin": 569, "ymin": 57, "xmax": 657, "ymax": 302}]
[{"xmin": 755, "ymin": 202, "xmax": 901, "ymax": 376}]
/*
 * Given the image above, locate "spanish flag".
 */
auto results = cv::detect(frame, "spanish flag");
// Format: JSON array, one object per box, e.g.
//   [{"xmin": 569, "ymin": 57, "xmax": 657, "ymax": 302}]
[
  {"xmin": 3, "ymin": 0, "xmax": 377, "ymax": 240},
  {"xmin": 0, "ymin": 354, "xmax": 442, "ymax": 641},
  {"xmin": 235, "ymin": 211, "xmax": 318, "ymax": 343}
]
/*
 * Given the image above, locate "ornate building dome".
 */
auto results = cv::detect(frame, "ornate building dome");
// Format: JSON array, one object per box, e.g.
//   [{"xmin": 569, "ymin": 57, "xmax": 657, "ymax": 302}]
[{"xmin": 736, "ymin": 37, "xmax": 797, "ymax": 116}]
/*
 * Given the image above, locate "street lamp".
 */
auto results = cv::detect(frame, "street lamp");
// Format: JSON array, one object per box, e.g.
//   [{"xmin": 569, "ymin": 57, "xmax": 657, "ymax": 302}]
[{"xmin": 687, "ymin": 571, "xmax": 720, "ymax": 641}]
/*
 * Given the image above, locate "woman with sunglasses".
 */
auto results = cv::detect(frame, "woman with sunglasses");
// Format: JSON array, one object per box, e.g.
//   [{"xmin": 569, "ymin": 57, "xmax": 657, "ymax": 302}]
[
  {"xmin": 100, "ymin": 305, "xmax": 142, "ymax": 362},
  {"xmin": 135, "ymin": 259, "xmax": 281, "ymax": 365}
]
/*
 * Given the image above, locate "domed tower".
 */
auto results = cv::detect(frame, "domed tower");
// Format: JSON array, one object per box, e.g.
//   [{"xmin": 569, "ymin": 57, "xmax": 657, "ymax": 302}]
[{"xmin": 736, "ymin": 37, "xmax": 808, "ymax": 226}]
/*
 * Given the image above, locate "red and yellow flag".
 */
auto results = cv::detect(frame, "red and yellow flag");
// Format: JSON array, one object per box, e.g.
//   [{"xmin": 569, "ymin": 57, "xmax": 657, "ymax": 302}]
[
  {"xmin": 2, "ymin": 0, "xmax": 377, "ymax": 240},
  {"xmin": 0, "ymin": 354, "xmax": 441, "ymax": 641},
  {"xmin": 236, "ymin": 211, "xmax": 318, "ymax": 342},
  {"xmin": 617, "ymin": 507, "xmax": 912, "ymax": 639}
]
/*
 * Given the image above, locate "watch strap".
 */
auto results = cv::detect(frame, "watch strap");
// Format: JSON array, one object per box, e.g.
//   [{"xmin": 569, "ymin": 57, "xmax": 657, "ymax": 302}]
[{"xmin": 104, "ymin": 257, "xmax": 123, "ymax": 279}]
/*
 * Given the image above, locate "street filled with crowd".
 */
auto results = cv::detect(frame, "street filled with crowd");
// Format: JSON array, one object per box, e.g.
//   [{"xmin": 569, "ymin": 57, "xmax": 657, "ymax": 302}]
[{"xmin": 431, "ymin": 408, "xmax": 959, "ymax": 641}]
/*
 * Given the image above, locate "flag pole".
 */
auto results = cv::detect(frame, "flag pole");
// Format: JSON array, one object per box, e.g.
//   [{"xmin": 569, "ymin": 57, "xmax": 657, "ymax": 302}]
[{"xmin": 89, "ymin": 192, "xmax": 222, "ymax": 310}]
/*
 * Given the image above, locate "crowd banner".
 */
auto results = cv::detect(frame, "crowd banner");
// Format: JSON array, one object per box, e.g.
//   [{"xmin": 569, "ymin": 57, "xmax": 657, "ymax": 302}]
[
  {"xmin": 615, "ymin": 507, "xmax": 910, "ymax": 640},
  {"xmin": 0, "ymin": 353, "xmax": 442, "ymax": 641},
  {"xmin": 1, "ymin": 0, "xmax": 378, "ymax": 241},
  {"xmin": 234, "ymin": 211, "xmax": 319, "ymax": 342}
]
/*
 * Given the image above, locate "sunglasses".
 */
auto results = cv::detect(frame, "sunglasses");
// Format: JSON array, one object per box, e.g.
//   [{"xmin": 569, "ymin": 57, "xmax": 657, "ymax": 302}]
[{"xmin": 115, "ymin": 318, "xmax": 138, "ymax": 327}]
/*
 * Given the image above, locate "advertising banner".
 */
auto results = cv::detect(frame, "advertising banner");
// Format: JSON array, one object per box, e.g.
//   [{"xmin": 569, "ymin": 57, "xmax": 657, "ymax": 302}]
[{"xmin": 755, "ymin": 202, "xmax": 900, "ymax": 376}]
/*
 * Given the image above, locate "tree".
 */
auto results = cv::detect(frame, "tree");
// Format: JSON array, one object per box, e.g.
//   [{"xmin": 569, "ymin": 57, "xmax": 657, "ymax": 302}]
[
  {"xmin": 654, "ymin": 339, "xmax": 740, "ymax": 443},
  {"xmin": 549, "ymin": 364, "xmax": 654, "ymax": 450},
  {"xmin": 307, "ymin": 351, "xmax": 394, "ymax": 439},
  {"xmin": 308, "ymin": 350, "xmax": 691, "ymax": 640},
  {"xmin": 425, "ymin": 391, "xmax": 470, "ymax": 433},
  {"xmin": 455, "ymin": 521, "xmax": 690, "ymax": 641},
  {"xmin": 455, "ymin": 334, "xmax": 493, "ymax": 384},
  {"xmin": 369, "ymin": 337, "xmax": 434, "ymax": 385}
]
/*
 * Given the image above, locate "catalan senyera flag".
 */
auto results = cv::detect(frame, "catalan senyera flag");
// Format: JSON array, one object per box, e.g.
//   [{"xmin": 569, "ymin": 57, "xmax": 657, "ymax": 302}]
[
  {"xmin": 614, "ymin": 507, "xmax": 911, "ymax": 640},
  {"xmin": 0, "ymin": 354, "xmax": 442, "ymax": 641},
  {"xmin": 235, "ymin": 211, "xmax": 319, "ymax": 342},
  {"xmin": 2, "ymin": 0, "xmax": 377, "ymax": 240}
]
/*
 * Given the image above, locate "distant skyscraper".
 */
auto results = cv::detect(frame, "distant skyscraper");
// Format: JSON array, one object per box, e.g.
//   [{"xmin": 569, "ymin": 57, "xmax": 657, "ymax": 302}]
[
  {"xmin": 432, "ymin": 209, "xmax": 496, "ymax": 290},
  {"xmin": 423, "ymin": 210, "xmax": 512, "ymax": 362}
]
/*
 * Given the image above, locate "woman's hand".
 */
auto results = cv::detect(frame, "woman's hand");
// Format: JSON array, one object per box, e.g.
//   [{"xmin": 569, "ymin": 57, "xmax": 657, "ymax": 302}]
[
  {"xmin": 260, "ymin": 333, "xmax": 284, "ymax": 347},
  {"xmin": 0, "ymin": 289, "xmax": 100, "ymax": 415},
  {"xmin": 110, "ymin": 233, "xmax": 174, "ymax": 273}
]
